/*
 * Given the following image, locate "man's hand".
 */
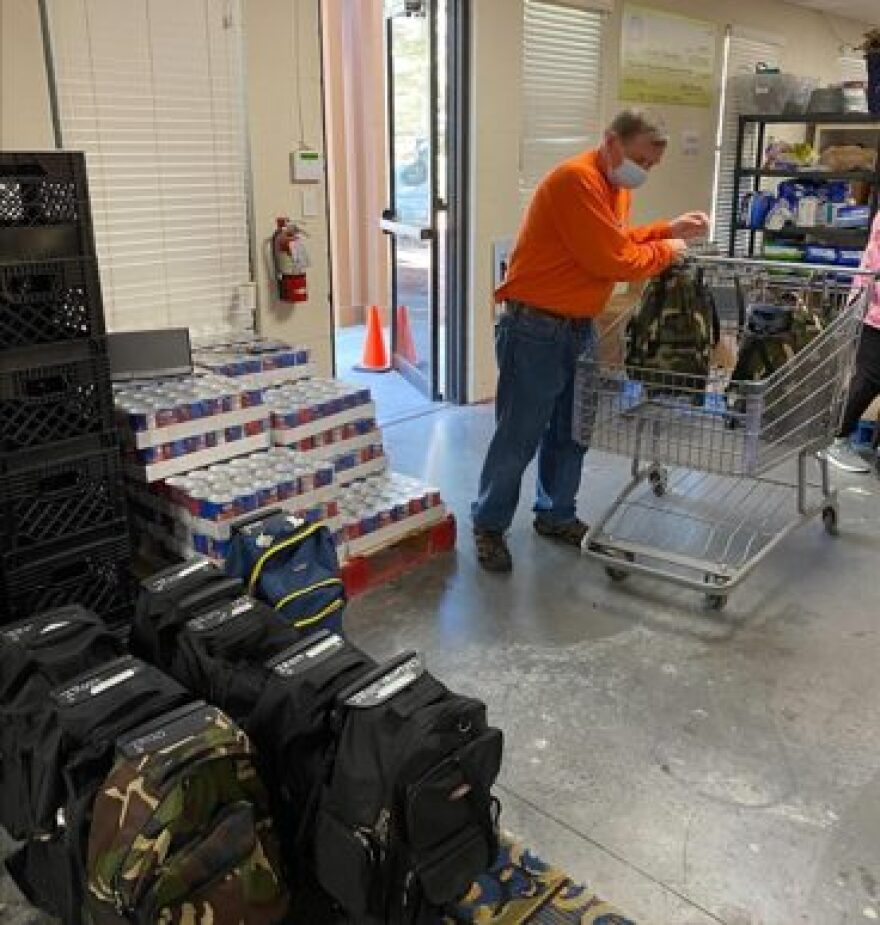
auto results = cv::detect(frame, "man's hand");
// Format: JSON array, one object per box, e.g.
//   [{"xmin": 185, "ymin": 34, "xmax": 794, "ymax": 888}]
[
  {"xmin": 668, "ymin": 238, "xmax": 688, "ymax": 261},
  {"xmin": 670, "ymin": 211, "xmax": 709, "ymax": 241}
]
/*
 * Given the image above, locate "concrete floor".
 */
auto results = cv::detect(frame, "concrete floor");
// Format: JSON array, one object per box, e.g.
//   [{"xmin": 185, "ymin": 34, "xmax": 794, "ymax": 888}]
[
  {"xmin": 4, "ymin": 403, "xmax": 880, "ymax": 925},
  {"xmin": 344, "ymin": 404, "xmax": 880, "ymax": 925}
]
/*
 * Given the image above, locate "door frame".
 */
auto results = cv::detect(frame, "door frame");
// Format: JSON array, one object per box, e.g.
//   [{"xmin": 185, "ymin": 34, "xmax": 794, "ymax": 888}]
[
  {"xmin": 382, "ymin": 0, "xmax": 470, "ymax": 404},
  {"xmin": 384, "ymin": 4, "xmax": 438, "ymax": 399},
  {"xmin": 444, "ymin": 0, "xmax": 469, "ymax": 404}
]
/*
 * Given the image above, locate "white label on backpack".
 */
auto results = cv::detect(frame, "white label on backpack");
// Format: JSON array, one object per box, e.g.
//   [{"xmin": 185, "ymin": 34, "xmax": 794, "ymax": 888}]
[
  {"xmin": 273, "ymin": 634, "xmax": 344, "ymax": 676},
  {"xmin": 187, "ymin": 597, "xmax": 254, "ymax": 633},
  {"xmin": 53, "ymin": 659, "xmax": 143, "ymax": 707},
  {"xmin": 176, "ymin": 560, "xmax": 212, "ymax": 579},
  {"xmin": 2, "ymin": 622, "xmax": 35, "ymax": 642},
  {"xmin": 121, "ymin": 707, "xmax": 216, "ymax": 759},
  {"xmin": 147, "ymin": 559, "xmax": 211, "ymax": 593},
  {"xmin": 347, "ymin": 656, "xmax": 423, "ymax": 708},
  {"xmin": 41, "ymin": 621, "xmax": 70, "ymax": 635},
  {"xmin": 1, "ymin": 616, "xmax": 71, "ymax": 643},
  {"xmin": 91, "ymin": 667, "xmax": 137, "ymax": 695},
  {"xmin": 306, "ymin": 635, "xmax": 343, "ymax": 659}
]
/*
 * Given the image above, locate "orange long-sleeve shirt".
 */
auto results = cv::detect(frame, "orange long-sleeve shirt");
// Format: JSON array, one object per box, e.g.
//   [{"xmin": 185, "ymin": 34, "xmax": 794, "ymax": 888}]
[{"xmin": 496, "ymin": 150, "xmax": 676, "ymax": 318}]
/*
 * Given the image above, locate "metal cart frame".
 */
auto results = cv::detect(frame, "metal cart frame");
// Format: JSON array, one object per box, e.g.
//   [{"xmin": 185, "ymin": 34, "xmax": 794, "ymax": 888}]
[{"xmin": 575, "ymin": 256, "xmax": 877, "ymax": 610}]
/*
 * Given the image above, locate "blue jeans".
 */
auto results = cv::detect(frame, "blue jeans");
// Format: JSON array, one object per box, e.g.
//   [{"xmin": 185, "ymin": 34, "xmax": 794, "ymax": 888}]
[{"xmin": 472, "ymin": 306, "xmax": 597, "ymax": 533}]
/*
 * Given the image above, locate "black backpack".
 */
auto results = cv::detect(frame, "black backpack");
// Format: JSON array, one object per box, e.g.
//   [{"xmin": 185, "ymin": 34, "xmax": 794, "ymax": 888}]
[
  {"xmin": 0, "ymin": 605, "xmax": 125, "ymax": 839},
  {"xmin": 6, "ymin": 657, "xmax": 194, "ymax": 925},
  {"xmin": 173, "ymin": 594, "xmax": 305, "ymax": 724},
  {"xmin": 313, "ymin": 652, "xmax": 503, "ymax": 923},
  {"xmin": 247, "ymin": 631, "xmax": 376, "ymax": 880},
  {"xmin": 131, "ymin": 557, "xmax": 242, "ymax": 670}
]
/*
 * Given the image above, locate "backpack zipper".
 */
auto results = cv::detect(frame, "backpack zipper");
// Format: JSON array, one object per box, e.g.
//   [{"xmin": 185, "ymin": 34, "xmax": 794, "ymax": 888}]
[
  {"xmin": 274, "ymin": 577, "xmax": 345, "ymax": 619},
  {"xmin": 247, "ymin": 522, "xmax": 327, "ymax": 594}
]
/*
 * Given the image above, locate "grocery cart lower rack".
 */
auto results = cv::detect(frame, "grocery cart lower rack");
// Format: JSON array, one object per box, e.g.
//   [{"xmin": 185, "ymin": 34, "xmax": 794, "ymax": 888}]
[{"xmin": 574, "ymin": 256, "xmax": 875, "ymax": 610}]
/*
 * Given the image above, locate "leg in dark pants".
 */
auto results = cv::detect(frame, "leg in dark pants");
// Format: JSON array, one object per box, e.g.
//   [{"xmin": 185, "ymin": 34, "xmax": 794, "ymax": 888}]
[
  {"xmin": 837, "ymin": 324, "xmax": 880, "ymax": 438},
  {"xmin": 534, "ymin": 323, "xmax": 597, "ymax": 523},
  {"xmin": 472, "ymin": 310, "xmax": 595, "ymax": 533}
]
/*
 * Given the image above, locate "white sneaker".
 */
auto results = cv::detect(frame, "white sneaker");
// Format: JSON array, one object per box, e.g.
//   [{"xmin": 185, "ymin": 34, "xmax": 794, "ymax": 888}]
[{"xmin": 822, "ymin": 438, "xmax": 871, "ymax": 474}]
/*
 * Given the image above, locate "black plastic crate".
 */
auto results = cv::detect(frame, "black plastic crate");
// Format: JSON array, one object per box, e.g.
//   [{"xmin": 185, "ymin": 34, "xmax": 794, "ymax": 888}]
[
  {"xmin": 0, "ymin": 532, "xmax": 134, "ymax": 627},
  {"xmin": 0, "ymin": 257, "xmax": 105, "ymax": 353},
  {"xmin": 0, "ymin": 152, "xmax": 96, "ymax": 259},
  {"xmin": 1, "ymin": 446, "xmax": 127, "ymax": 555},
  {"xmin": 0, "ymin": 347, "xmax": 115, "ymax": 454}
]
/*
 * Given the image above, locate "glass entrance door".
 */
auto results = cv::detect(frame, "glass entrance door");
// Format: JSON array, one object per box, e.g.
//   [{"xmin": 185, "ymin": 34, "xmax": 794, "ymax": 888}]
[{"xmin": 382, "ymin": 0, "xmax": 446, "ymax": 399}]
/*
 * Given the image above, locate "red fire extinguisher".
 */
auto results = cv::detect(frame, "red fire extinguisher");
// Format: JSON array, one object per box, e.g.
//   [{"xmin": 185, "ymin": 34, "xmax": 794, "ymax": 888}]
[{"xmin": 272, "ymin": 216, "xmax": 310, "ymax": 303}]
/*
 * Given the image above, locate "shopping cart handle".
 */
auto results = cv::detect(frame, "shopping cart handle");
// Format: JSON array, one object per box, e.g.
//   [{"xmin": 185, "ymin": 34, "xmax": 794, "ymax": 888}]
[{"xmin": 685, "ymin": 255, "xmax": 880, "ymax": 278}]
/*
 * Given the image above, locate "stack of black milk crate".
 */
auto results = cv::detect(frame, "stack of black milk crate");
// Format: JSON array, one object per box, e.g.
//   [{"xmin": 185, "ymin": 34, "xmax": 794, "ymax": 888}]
[{"xmin": 0, "ymin": 151, "xmax": 132, "ymax": 627}]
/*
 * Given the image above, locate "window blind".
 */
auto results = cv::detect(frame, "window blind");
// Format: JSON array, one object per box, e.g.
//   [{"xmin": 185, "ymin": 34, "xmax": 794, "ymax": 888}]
[
  {"xmin": 711, "ymin": 28, "xmax": 782, "ymax": 253},
  {"xmin": 839, "ymin": 54, "xmax": 868, "ymax": 85},
  {"xmin": 45, "ymin": 0, "xmax": 252, "ymax": 338},
  {"xmin": 520, "ymin": 0, "xmax": 606, "ymax": 209}
]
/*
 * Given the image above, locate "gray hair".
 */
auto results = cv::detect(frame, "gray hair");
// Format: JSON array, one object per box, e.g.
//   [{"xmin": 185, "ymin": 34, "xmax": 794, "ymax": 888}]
[{"xmin": 608, "ymin": 109, "xmax": 669, "ymax": 145}]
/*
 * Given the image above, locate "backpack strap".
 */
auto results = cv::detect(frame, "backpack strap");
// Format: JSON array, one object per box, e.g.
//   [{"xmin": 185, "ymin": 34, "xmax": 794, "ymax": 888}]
[
  {"xmin": 247, "ymin": 521, "xmax": 328, "ymax": 595},
  {"xmin": 274, "ymin": 577, "xmax": 345, "ymax": 615}
]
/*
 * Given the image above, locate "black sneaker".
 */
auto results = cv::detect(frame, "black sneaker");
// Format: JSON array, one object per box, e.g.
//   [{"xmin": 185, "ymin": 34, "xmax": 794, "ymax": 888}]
[
  {"xmin": 533, "ymin": 517, "xmax": 589, "ymax": 548},
  {"xmin": 474, "ymin": 529, "xmax": 513, "ymax": 573}
]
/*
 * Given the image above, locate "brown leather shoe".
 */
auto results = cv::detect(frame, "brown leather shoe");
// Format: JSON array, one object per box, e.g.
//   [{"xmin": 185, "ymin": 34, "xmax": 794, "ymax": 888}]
[
  {"xmin": 533, "ymin": 517, "xmax": 589, "ymax": 548},
  {"xmin": 474, "ymin": 528, "xmax": 513, "ymax": 573}
]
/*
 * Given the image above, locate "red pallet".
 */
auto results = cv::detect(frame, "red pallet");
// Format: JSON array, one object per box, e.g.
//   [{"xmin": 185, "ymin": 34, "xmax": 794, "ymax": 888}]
[{"xmin": 341, "ymin": 514, "xmax": 457, "ymax": 598}]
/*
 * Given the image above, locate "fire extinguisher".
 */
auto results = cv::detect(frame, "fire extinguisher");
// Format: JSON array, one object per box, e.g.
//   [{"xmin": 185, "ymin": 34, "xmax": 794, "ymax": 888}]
[{"xmin": 272, "ymin": 216, "xmax": 310, "ymax": 303}]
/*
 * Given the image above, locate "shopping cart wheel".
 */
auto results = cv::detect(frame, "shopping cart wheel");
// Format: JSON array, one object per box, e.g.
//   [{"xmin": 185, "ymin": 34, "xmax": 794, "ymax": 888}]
[
  {"xmin": 648, "ymin": 466, "xmax": 668, "ymax": 497},
  {"xmin": 706, "ymin": 593, "xmax": 727, "ymax": 611},
  {"xmin": 822, "ymin": 506, "xmax": 839, "ymax": 536},
  {"xmin": 604, "ymin": 550, "xmax": 634, "ymax": 582}
]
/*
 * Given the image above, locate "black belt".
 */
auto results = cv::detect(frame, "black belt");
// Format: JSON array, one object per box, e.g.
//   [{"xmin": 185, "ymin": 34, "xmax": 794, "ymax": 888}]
[{"xmin": 504, "ymin": 301, "xmax": 590, "ymax": 327}]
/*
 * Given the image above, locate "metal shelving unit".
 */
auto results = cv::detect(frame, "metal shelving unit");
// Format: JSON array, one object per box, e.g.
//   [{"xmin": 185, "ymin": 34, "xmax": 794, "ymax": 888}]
[{"xmin": 729, "ymin": 113, "xmax": 880, "ymax": 259}]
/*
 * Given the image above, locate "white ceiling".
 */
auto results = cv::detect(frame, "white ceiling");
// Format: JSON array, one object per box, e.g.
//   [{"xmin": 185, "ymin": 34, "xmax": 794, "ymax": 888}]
[{"xmin": 785, "ymin": 0, "xmax": 880, "ymax": 26}]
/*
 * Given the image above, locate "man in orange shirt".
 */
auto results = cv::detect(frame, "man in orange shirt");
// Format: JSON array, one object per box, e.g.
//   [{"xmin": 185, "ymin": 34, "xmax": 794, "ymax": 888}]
[{"xmin": 472, "ymin": 109, "xmax": 708, "ymax": 572}]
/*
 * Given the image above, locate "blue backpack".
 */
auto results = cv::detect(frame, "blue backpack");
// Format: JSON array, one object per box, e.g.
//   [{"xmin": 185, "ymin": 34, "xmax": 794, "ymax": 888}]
[{"xmin": 226, "ymin": 510, "xmax": 346, "ymax": 636}]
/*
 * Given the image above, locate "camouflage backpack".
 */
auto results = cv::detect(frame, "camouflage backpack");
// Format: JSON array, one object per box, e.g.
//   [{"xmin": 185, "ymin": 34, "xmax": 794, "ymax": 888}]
[
  {"xmin": 625, "ymin": 265, "xmax": 721, "ymax": 394},
  {"xmin": 726, "ymin": 295, "xmax": 826, "ymax": 431},
  {"xmin": 85, "ymin": 702, "xmax": 289, "ymax": 925}
]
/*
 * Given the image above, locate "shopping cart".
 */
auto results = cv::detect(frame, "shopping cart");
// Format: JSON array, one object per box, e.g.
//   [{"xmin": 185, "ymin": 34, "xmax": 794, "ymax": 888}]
[{"xmin": 574, "ymin": 256, "xmax": 877, "ymax": 610}]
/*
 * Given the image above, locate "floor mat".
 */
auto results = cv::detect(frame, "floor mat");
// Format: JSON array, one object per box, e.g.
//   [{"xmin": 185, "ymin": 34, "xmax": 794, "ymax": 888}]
[{"xmin": 444, "ymin": 836, "xmax": 636, "ymax": 924}]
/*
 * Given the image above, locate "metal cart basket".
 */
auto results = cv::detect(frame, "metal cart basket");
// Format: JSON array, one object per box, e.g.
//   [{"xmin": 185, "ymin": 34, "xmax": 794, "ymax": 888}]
[{"xmin": 574, "ymin": 256, "xmax": 876, "ymax": 610}]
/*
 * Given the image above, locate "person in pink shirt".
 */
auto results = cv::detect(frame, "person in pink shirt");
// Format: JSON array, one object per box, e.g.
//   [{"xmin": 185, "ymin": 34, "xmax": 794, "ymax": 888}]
[{"xmin": 825, "ymin": 210, "xmax": 880, "ymax": 473}]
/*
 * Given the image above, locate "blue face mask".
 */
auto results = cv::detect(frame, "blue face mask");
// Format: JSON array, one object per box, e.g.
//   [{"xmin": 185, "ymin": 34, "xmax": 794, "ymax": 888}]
[{"xmin": 609, "ymin": 157, "xmax": 649, "ymax": 189}]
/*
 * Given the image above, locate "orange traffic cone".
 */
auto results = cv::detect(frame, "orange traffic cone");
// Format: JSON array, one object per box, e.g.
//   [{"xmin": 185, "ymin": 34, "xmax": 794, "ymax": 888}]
[
  {"xmin": 396, "ymin": 305, "xmax": 419, "ymax": 366},
  {"xmin": 355, "ymin": 305, "xmax": 390, "ymax": 372}
]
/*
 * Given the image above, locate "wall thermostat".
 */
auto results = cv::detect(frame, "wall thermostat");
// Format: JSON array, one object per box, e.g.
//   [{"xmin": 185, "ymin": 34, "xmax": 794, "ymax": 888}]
[{"xmin": 290, "ymin": 149, "xmax": 324, "ymax": 183}]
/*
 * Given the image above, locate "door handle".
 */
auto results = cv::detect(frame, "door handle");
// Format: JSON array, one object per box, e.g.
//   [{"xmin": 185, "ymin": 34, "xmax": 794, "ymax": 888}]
[{"xmin": 379, "ymin": 218, "xmax": 434, "ymax": 241}]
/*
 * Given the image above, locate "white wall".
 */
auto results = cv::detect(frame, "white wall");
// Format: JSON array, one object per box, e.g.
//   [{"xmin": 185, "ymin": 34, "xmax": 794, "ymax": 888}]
[
  {"xmin": 1, "ymin": 0, "xmax": 334, "ymax": 375},
  {"xmin": 244, "ymin": 0, "xmax": 334, "ymax": 375},
  {"xmin": 0, "ymin": 0, "xmax": 53, "ymax": 149},
  {"xmin": 468, "ymin": 0, "xmax": 524, "ymax": 404},
  {"xmin": 467, "ymin": 0, "xmax": 873, "ymax": 401}
]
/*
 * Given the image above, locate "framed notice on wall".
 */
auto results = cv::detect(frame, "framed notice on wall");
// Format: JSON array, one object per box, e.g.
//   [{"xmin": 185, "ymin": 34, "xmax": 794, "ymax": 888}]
[{"xmin": 620, "ymin": 5, "xmax": 717, "ymax": 108}]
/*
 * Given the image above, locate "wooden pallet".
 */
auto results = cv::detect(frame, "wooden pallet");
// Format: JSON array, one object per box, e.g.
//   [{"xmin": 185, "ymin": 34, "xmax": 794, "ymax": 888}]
[{"xmin": 340, "ymin": 513, "xmax": 457, "ymax": 597}]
